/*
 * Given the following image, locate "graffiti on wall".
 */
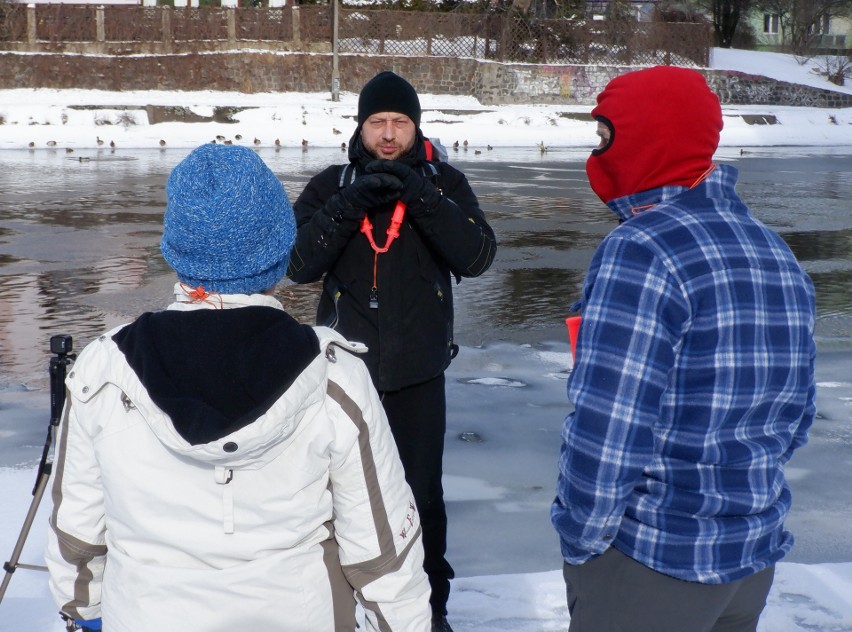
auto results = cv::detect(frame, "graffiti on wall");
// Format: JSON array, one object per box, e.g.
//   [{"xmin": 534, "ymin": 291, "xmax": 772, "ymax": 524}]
[
  {"xmin": 509, "ymin": 65, "xmax": 603, "ymax": 103},
  {"xmin": 513, "ymin": 66, "xmax": 576, "ymax": 97}
]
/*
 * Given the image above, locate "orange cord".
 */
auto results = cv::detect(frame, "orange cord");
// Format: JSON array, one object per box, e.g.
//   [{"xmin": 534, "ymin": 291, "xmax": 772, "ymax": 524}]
[
  {"xmin": 688, "ymin": 163, "xmax": 717, "ymax": 189},
  {"xmin": 360, "ymin": 141, "xmax": 434, "ymax": 301},
  {"xmin": 179, "ymin": 283, "xmax": 223, "ymax": 309},
  {"xmin": 630, "ymin": 203, "xmax": 656, "ymax": 215},
  {"xmin": 630, "ymin": 163, "xmax": 718, "ymax": 215},
  {"xmin": 360, "ymin": 200, "xmax": 406, "ymax": 254},
  {"xmin": 360, "ymin": 200, "xmax": 407, "ymax": 295}
]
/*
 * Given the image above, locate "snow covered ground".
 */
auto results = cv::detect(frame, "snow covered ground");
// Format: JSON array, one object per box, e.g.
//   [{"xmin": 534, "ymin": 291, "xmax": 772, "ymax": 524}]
[
  {"xmin": 1, "ymin": 49, "xmax": 852, "ymax": 630},
  {"xmin": 0, "ymin": 48, "xmax": 850, "ymax": 152}
]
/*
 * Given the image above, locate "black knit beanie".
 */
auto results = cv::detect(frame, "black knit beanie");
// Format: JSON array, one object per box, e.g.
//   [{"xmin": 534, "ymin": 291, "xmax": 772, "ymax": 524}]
[{"xmin": 357, "ymin": 71, "xmax": 421, "ymax": 128}]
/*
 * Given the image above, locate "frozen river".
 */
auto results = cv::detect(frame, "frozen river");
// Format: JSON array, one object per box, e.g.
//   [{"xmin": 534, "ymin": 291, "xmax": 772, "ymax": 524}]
[{"xmin": 1, "ymin": 145, "xmax": 851, "ymax": 579}]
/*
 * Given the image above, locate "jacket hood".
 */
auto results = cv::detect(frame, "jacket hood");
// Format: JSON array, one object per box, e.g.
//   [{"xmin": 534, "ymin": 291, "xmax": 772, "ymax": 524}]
[
  {"xmin": 68, "ymin": 317, "xmax": 365, "ymax": 469},
  {"xmin": 586, "ymin": 66, "xmax": 722, "ymax": 204},
  {"xmin": 113, "ymin": 306, "xmax": 320, "ymax": 447}
]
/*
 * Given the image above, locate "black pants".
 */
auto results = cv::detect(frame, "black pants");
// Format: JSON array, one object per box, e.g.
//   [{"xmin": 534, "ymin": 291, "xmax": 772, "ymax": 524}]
[
  {"xmin": 380, "ymin": 373, "xmax": 455, "ymax": 616},
  {"xmin": 563, "ymin": 547, "xmax": 775, "ymax": 632}
]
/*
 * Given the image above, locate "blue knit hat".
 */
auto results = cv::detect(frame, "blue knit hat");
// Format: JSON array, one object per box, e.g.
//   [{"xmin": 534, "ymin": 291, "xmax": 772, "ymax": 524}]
[{"xmin": 161, "ymin": 144, "xmax": 295, "ymax": 295}]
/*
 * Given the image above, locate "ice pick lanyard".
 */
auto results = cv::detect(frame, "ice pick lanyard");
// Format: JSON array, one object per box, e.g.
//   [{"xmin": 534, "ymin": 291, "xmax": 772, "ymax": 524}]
[
  {"xmin": 360, "ymin": 200, "xmax": 406, "ymax": 308},
  {"xmin": 359, "ymin": 141, "xmax": 434, "ymax": 309}
]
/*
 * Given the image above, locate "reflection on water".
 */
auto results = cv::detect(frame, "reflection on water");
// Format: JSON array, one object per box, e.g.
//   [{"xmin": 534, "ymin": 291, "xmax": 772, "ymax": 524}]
[
  {"xmin": 1, "ymin": 146, "xmax": 851, "ymax": 388},
  {"xmin": 812, "ymin": 270, "xmax": 852, "ymax": 320},
  {"xmin": 786, "ymin": 229, "xmax": 852, "ymax": 261}
]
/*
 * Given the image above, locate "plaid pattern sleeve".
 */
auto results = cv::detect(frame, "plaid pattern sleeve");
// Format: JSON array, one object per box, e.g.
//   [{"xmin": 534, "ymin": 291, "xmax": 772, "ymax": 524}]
[{"xmin": 552, "ymin": 164, "xmax": 817, "ymax": 583}]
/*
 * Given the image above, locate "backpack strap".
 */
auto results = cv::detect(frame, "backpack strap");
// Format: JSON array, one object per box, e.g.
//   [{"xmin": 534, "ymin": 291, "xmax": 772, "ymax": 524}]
[
  {"xmin": 421, "ymin": 139, "xmax": 439, "ymax": 181},
  {"xmin": 338, "ymin": 163, "xmax": 357, "ymax": 188}
]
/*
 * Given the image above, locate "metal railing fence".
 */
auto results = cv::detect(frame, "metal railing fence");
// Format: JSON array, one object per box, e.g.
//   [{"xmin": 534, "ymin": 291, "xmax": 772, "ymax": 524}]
[{"xmin": 0, "ymin": 4, "xmax": 711, "ymax": 66}]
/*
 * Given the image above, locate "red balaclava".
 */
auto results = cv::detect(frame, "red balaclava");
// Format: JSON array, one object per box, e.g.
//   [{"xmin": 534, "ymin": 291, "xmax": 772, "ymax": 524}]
[{"xmin": 586, "ymin": 66, "xmax": 723, "ymax": 204}]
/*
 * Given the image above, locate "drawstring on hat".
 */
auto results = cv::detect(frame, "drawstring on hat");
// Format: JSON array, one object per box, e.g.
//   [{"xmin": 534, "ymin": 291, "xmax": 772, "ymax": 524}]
[{"xmin": 179, "ymin": 283, "xmax": 224, "ymax": 309}]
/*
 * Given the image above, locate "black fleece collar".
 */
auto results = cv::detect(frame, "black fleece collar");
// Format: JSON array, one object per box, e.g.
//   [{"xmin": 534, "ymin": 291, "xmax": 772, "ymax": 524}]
[{"xmin": 113, "ymin": 307, "xmax": 320, "ymax": 446}]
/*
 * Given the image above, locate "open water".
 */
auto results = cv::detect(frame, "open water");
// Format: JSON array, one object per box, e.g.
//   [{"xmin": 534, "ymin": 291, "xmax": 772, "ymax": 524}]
[{"xmin": 1, "ymin": 145, "xmax": 851, "ymax": 576}]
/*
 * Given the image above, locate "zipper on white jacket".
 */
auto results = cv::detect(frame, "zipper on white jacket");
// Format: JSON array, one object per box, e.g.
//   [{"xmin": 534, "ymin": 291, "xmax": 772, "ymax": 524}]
[{"xmin": 214, "ymin": 466, "xmax": 235, "ymax": 534}]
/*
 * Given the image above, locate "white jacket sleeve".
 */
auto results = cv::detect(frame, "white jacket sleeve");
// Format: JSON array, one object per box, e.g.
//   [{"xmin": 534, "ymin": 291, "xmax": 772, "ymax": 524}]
[
  {"xmin": 44, "ymin": 381, "xmax": 107, "ymax": 622},
  {"xmin": 326, "ymin": 355, "xmax": 431, "ymax": 632}
]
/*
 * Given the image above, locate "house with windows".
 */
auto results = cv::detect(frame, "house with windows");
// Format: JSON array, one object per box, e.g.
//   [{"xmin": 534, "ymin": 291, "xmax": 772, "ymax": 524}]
[
  {"xmin": 582, "ymin": 1, "xmax": 849, "ymax": 51},
  {"xmin": 751, "ymin": 8, "xmax": 850, "ymax": 51}
]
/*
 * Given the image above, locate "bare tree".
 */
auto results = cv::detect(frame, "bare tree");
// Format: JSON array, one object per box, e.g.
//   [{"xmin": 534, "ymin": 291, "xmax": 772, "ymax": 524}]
[
  {"xmin": 604, "ymin": 0, "xmax": 634, "ymax": 53},
  {"xmin": 510, "ymin": 0, "xmax": 586, "ymax": 18},
  {"xmin": 815, "ymin": 53, "xmax": 852, "ymax": 85},
  {"xmin": 511, "ymin": 0, "xmax": 535, "ymax": 14},
  {"xmin": 666, "ymin": 0, "xmax": 754, "ymax": 46},
  {"xmin": 708, "ymin": 0, "xmax": 755, "ymax": 47},
  {"xmin": 654, "ymin": 0, "xmax": 710, "ymax": 22}
]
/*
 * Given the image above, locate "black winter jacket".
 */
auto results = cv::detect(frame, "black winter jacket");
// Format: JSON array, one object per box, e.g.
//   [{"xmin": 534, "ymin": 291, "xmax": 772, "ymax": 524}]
[{"xmin": 287, "ymin": 132, "xmax": 496, "ymax": 391}]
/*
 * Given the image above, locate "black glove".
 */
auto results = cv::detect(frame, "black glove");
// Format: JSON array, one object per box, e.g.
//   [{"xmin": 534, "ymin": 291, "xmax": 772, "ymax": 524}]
[
  {"xmin": 365, "ymin": 160, "xmax": 441, "ymax": 216},
  {"xmin": 339, "ymin": 173, "xmax": 404, "ymax": 217}
]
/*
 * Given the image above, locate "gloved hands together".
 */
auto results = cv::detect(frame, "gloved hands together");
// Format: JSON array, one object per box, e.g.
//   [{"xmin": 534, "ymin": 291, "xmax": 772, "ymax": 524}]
[
  {"xmin": 339, "ymin": 172, "xmax": 404, "ymax": 219},
  {"xmin": 365, "ymin": 160, "xmax": 441, "ymax": 216},
  {"xmin": 72, "ymin": 618, "xmax": 102, "ymax": 631}
]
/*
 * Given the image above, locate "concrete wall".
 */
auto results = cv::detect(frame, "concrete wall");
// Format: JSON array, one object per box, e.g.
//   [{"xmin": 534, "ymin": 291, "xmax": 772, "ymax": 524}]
[{"xmin": 1, "ymin": 51, "xmax": 850, "ymax": 108}]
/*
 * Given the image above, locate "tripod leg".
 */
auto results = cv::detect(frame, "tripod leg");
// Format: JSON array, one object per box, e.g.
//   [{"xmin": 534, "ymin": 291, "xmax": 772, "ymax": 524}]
[{"xmin": 0, "ymin": 469, "xmax": 51, "ymax": 605}]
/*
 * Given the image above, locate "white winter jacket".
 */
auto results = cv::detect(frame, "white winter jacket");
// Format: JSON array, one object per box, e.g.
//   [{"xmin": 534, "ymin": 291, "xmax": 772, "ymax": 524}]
[{"xmin": 45, "ymin": 289, "xmax": 431, "ymax": 631}]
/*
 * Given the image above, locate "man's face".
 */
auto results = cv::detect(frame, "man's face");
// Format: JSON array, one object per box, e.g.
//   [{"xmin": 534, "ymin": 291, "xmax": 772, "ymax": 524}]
[
  {"xmin": 595, "ymin": 121, "xmax": 612, "ymax": 151},
  {"xmin": 360, "ymin": 112, "xmax": 416, "ymax": 160}
]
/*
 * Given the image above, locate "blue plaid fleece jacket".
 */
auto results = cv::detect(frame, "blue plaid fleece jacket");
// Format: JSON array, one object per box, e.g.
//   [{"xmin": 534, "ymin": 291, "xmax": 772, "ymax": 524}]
[{"xmin": 551, "ymin": 163, "xmax": 816, "ymax": 584}]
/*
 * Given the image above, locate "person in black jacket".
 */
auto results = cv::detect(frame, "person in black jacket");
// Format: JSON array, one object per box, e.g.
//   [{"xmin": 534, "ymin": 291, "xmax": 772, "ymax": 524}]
[{"xmin": 287, "ymin": 71, "xmax": 496, "ymax": 632}]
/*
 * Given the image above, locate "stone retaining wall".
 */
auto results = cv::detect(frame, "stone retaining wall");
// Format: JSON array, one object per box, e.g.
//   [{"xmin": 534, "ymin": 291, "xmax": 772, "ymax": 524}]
[{"xmin": 1, "ymin": 51, "xmax": 849, "ymax": 108}]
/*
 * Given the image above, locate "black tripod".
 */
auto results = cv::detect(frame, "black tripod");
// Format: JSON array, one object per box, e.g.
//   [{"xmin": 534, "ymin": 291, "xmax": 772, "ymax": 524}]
[{"xmin": 0, "ymin": 335, "xmax": 75, "ymax": 605}]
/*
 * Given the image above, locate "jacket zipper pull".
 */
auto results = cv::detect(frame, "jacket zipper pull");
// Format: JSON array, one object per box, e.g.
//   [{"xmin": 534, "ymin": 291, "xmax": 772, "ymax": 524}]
[{"xmin": 214, "ymin": 466, "xmax": 235, "ymax": 534}]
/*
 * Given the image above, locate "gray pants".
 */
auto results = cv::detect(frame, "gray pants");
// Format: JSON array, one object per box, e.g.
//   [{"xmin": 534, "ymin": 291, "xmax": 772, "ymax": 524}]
[{"xmin": 563, "ymin": 547, "xmax": 775, "ymax": 632}]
